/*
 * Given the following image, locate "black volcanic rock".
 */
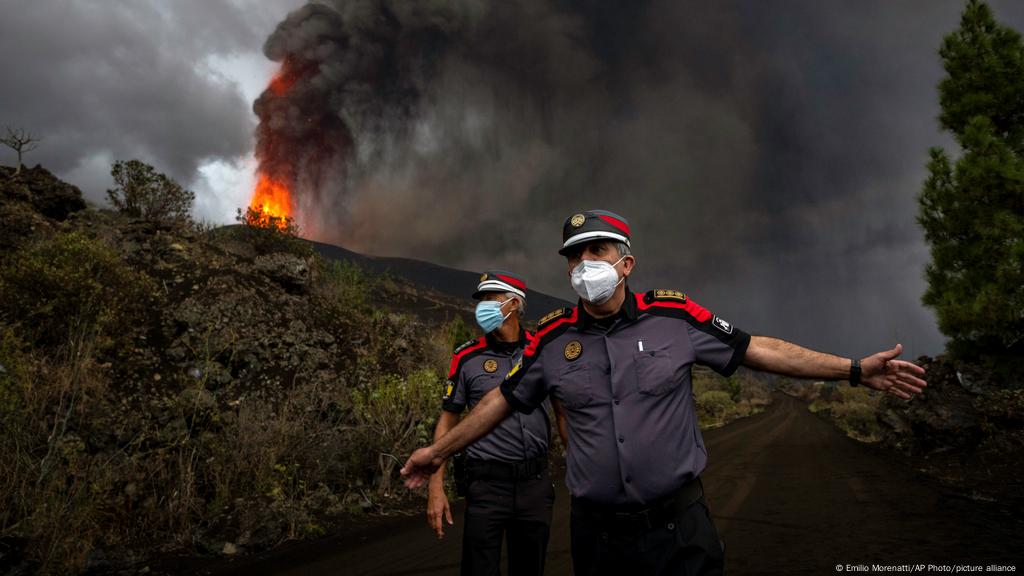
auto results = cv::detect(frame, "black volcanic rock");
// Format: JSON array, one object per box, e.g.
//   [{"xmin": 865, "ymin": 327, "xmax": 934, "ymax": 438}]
[{"xmin": 1, "ymin": 164, "xmax": 86, "ymax": 220}]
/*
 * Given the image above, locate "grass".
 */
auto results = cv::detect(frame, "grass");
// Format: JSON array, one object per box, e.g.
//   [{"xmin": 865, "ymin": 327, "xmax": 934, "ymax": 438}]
[
  {"xmin": 805, "ymin": 383, "xmax": 884, "ymax": 442},
  {"xmin": 693, "ymin": 368, "xmax": 773, "ymax": 429}
]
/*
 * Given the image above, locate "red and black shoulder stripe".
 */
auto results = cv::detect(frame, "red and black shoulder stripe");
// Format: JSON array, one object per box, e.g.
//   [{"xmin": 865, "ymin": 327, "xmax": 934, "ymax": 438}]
[
  {"xmin": 637, "ymin": 290, "xmax": 747, "ymax": 346},
  {"xmin": 522, "ymin": 306, "xmax": 577, "ymax": 359},
  {"xmin": 636, "ymin": 290, "xmax": 710, "ymax": 322},
  {"xmin": 447, "ymin": 336, "xmax": 488, "ymax": 379}
]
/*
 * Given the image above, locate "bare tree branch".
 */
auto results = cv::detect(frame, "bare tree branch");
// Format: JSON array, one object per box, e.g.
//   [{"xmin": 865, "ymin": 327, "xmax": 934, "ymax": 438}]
[{"xmin": 1, "ymin": 126, "xmax": 43, "ymax": 176}]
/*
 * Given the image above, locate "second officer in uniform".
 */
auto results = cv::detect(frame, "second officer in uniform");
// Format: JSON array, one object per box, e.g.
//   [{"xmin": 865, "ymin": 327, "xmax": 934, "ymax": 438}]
[{"xmin": 426, "ymin": 271, "xmax": 563, "ymax": 576}]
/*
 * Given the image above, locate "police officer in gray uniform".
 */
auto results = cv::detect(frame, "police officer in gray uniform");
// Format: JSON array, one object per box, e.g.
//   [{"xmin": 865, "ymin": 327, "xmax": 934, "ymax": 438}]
[
  {"xmin": 426, "ymin": 271, "xmax": 561, "ymax": 576},
  {"xmin": 405, "ymin": 211, "xmax": 928, "ymax": 576}
]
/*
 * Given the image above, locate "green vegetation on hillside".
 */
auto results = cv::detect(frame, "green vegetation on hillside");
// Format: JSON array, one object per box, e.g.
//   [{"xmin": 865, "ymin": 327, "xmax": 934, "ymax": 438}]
[{"xmin": 0, "ymin": 163, "xmax": 465, "ymax": 574}]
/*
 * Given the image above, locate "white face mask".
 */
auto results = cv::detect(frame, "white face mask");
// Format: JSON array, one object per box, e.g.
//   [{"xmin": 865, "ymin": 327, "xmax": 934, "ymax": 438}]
[{"xmin": 570, "ymin": 256, "xmax": 625, "ymax": 304}]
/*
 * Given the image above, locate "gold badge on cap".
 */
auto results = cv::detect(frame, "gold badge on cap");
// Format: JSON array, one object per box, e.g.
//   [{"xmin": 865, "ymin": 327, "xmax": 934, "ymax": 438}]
[
  {"xmin": 564, "ymin": 340, "xmax": 582, "ymax": 361},
  {"xmin": 570, "ymin": 214, "xmax": 586, "ymax": 228},
  {"xmin": 483, "ymin": 359, "xmax": 498, "ymax": 373},
  {"xmin": 480, "ymin": 273, "xmax": 488, "ymax": 282}
]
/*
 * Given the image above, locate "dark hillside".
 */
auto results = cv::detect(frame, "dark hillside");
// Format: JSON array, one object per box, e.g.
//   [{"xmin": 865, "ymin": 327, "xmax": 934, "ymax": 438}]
[
  {"xmin": 0, "ymin": 165, "xmax": 490, "ymax": 575},
  {"xmin": 307, "ymin": 240, "xmax": 572, "ymax": 321}
]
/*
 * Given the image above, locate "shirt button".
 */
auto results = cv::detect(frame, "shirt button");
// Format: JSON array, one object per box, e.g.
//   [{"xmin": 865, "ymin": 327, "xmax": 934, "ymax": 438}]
[
  {"xmin": 614, "ymin": 399, "xmax": 620, "ymax": 405},
  {"xmin": 604, "ymin": 367, "xmax": 610, "ymax": 374},
  {"xmin": 618, "ymin": 436, "xmax": 624, "ymax": 443},
  {"xmin": 625, "ymin": 476, "xmax": 632, "ymax": 483}
]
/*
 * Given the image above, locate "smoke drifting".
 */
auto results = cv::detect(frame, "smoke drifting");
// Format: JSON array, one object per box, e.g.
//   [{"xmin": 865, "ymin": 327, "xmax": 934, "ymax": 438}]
[{"xmin": 255, "ymin": 0, "xmax": 1024, "ymax": 358}]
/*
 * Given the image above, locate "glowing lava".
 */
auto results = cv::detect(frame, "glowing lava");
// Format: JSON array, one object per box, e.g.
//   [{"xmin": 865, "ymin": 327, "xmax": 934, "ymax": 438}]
[{"xmin": 247, "ymin": 172, "xmax": 293, "ymax": 230}]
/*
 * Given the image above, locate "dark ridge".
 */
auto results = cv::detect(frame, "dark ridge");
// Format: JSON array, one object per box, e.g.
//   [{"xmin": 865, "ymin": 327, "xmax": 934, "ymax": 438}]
[{"xmin": 307, "ymin": 239, "xmax": 573, "ymax": 321}]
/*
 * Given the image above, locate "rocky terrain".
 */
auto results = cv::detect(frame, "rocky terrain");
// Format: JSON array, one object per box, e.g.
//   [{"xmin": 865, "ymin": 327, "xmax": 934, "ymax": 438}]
[
  {"xmin": 787, "ymin": 354, "xmax": 1024, "ymax": 512},
  {"xmin": 0, "ymin": 165, "xmax": 479, "ymax": 575},
  {"xmin": 876, "ymin": 356, "xmax": 1024, "ymax": 510}
]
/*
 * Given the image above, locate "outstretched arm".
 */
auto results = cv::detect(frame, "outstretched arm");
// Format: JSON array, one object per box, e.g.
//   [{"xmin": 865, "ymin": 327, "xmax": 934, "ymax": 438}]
[
  {"xmin": 401, "ymin": 387, "xmax": 513, "ymax": 488},
  {"xmin": 743, "ymin": 337, "xmax": 927, "ymax": 399}
]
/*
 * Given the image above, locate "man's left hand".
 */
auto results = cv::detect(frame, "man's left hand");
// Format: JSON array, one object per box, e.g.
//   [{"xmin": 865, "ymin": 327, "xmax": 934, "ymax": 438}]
[{"xmin": 860, "ymin": 344, "xmax": 927, "ymax": 400}]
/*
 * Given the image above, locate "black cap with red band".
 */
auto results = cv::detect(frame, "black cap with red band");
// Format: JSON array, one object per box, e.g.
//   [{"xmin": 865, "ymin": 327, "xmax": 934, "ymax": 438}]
[
  {"xmin": 473, "ymin": 270, "xmax": 527, "ymax": 300},
  {"xmin": 558, "ymin": 209, "xmax": 632, "ymax": 255}
]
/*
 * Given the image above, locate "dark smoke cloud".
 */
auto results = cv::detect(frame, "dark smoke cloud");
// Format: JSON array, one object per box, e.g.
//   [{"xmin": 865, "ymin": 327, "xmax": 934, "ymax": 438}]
[
  {"xmin": 257, "ymin": 0, "xmax": 1024, "ymax": 359},
  {"xmin": 0, "ymin": 1, "xmax": 298, "ymax": 206}
]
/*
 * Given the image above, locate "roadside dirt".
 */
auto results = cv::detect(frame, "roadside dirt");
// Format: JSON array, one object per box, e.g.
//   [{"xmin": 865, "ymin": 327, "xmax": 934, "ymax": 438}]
[{"xmin": 206, "ymin": 394, "xmax": 1023, "ymax": 575}]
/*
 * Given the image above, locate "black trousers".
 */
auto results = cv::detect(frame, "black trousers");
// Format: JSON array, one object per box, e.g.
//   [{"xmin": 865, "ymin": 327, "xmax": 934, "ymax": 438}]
[
  {"xmin": 569, "ymin": 482, "xmax": 724, "ymax": 576},
  {"xmin": 461, "ymin": 467, "xmax": 555, "ymax": 576}
]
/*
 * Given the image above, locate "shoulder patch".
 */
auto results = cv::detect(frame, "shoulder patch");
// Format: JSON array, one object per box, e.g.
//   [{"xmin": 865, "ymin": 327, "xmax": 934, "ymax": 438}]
[
  {"xmin": 453, "ymin": 338, "xmax": 479, "ymax": 354},
  {"xmin": 646, "ymin": 289, "xmax": 687, "ymax": 303},
  {"xmin": 538, "ymin": 307, "xmax": 570, "ymax": 328}
]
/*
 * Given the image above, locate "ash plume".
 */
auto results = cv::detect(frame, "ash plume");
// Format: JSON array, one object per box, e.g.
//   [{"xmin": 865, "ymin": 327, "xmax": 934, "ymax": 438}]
[{"xmin": 253, "ymin": 0, "xmax": 1024, "ymax": 358}]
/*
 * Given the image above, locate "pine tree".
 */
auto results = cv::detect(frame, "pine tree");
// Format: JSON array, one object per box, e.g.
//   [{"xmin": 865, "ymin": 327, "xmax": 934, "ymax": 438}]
[{"xmin": 919, "ymin": 0, "xmax": 1024, "ymax": 372}]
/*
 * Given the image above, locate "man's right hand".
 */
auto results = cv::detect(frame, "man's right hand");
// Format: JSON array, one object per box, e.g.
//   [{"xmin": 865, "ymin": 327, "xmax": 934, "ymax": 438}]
[
  {"xmin": 426, "ymin": 488, "xmax": 454, "ymax": 539},
  {"xmin": 401, "ymin": 446, "xmax": 443, "ymax": 489}
]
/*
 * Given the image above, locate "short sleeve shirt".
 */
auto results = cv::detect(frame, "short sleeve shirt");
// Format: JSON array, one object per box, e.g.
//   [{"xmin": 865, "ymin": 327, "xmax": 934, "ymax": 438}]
[
  {"xmin": 444, "ymin": 330, "xmax": 550, "ymax": 462},
  {"xmin": 500, "ymin": 288, "xmax": 750, "ymax": 505}
]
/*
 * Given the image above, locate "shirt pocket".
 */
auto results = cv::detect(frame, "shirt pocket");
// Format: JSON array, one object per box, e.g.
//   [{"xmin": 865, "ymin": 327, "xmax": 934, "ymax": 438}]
[
  {"xmin": 633, "ymin": 348, "xmax": 680, "ymax": 396},
  {"xmin": 557, "ymin": 363, "xmax": 593, "ymax": 409},
  {"xmin": 466, "ymin": 374, "xmax": 500, "ymax": 406}
]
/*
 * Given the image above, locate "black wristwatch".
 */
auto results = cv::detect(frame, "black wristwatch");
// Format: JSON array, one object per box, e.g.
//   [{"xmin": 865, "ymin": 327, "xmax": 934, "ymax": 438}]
[{"xmin": 849, "ymin": 358, "xmax": 861, "ymax": 387}]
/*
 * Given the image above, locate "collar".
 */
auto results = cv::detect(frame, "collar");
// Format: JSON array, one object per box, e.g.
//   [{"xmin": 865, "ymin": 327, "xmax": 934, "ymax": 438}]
[
  {"xmin": 486, "ymin": 327, "xmax": 527, "ymax": 354},
  {"xmin": 577, "ymin": 286, "xmax": 639, "ymax": 329}
]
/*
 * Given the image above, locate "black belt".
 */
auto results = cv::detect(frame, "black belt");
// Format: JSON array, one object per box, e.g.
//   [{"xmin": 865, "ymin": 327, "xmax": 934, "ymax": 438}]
[
  {"xmin": 465, "ymin": 455, "xmax": 548, "ymax": 481},
  {"xmin": 570, "ymin": 476, "xmax": 705, "ymax": 531}
]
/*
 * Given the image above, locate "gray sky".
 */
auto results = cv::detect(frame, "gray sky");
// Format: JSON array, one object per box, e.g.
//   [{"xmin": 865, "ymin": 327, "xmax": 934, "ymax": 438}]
[{"xmin": 4, "ymin": 1, "xmax": 1022, "ymax": 360}]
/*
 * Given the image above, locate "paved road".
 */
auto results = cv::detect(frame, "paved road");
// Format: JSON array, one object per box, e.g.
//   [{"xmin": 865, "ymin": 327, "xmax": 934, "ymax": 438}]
[{"xmin": 220, "ymin": 394, "xmax": 1022, "ymax": 575}]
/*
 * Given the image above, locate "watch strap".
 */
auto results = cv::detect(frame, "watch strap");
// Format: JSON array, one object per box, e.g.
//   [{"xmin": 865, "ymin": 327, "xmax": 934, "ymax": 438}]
[{"xmin": 849, "ymin": 358, "xmax": 861, "ymax": 387}]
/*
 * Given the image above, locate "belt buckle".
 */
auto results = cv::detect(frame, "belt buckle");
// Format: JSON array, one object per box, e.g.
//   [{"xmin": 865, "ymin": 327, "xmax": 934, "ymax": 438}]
[{"xmin": 613, "ymin": 508, "xmax": 653, "ymax": 531}]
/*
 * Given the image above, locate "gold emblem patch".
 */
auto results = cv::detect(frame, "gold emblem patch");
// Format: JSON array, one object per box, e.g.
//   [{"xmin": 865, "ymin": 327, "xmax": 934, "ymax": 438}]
[
  {"xmin": 564, "ymin": 340, "xmax": 582, "ymax": 361},
  {"xmin": 538, "ymin": 308, "xmax": 568, "ymax": 328},
  {"xmin": 443, "ymin": 380, "xmax": 454, "ymax": 400},
  {"xmin": 570, "ymin": 214, "xmax": 586, "ymax": 227},
  {"xmin": 480, "ymin": 273, "xmax": 488, "ymax": 282},
  {"xmin": 654, "ymin": 289, "xmax": 687, "ymax": 302},
  {"xmin": 483, "ymin": 359, "xmax": 498, "ymax": 373}
]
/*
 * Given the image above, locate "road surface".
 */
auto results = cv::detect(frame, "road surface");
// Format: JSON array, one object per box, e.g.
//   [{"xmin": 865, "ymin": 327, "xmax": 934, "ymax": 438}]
[{"xmin": 216, "ymin": 394, "xmax": 1022, "ymax": 575}]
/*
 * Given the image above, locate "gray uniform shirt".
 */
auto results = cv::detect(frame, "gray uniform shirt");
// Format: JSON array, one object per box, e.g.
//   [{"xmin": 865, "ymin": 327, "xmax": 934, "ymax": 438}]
[
  {"xmin": 443, "ymin": 330, "xmax": 550, "ymax": 462},
  {"xmin": 501, "ymin": 288, "xmax": 750, "ymax": 505}
]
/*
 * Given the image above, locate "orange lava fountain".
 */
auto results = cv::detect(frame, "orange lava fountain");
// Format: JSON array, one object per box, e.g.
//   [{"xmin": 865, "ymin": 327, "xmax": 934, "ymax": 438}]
[
  {"xmin": 248, "ymin": 172, "xmax": 292, "ymax": 230},
  {"xmin": 248, "ymin": 67, "xmax": 297, "ymax": 231}
]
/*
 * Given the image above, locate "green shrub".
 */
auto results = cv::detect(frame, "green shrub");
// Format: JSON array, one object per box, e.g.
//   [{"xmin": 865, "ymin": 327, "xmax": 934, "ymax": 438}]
[
  {"xmin": 832, "ymin": 401, "xmax": 883, "ymax": 442},
  {"xmin": 106, "ymin": 159, "xmax": 194, "ymax": 225},
  {"xmin": 697, "ymin": 390, "xmax": 736, "ymax": 428},
  {"xmin": 0, "ymin": 231, "xmax": 155, "ymax": 351},
  {"xmin": 808, "ymin": 384, "xmax": 883, "ymax": 442},
  {"xmin": 316, "ymin": 259, "xmax": 373, "ymax": 312},
  {"xmin": 350, "ymin": 368, "xmax": 440, "ymax": 493}
]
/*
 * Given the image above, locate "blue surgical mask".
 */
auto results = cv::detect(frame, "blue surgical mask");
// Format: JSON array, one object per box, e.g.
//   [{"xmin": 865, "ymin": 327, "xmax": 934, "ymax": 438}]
[{"xmin": 475, "ymin": 298, "xmax": 515, "ymax": 333}]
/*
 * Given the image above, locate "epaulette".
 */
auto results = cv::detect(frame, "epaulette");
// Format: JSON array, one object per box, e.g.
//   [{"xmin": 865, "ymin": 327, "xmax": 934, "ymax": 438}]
[
  {"xmin": 453, "ymin": 338, "xmax": 480, "ymax": 354},
  {"xmin": 538, "ymin": 307, "xmax": 571, "ymax": 329},
  {"xmin": 449, "ymin": 336, "xmax": 488, "ymax": 379},
  {"xmin": 645, "ymin": 289, "xmax": 687, "ymax": 303}
]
